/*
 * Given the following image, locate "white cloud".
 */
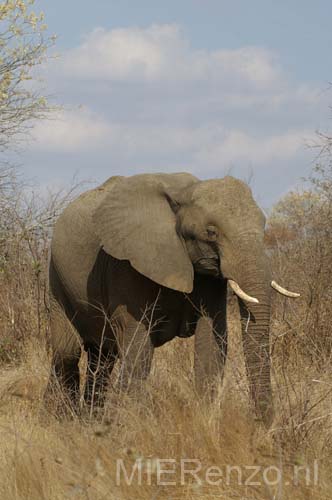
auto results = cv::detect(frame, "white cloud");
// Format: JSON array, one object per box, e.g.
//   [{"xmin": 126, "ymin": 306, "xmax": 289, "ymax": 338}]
[
  {"xmin": 31, "ymin": 108, "xmax": 312, "ymax": 173},
  {"xmin": 47, "ymin": 22, "xmax": 323, "ymax": 121},
  {"xmin": 32, "ymin": 108, "xmax": 206, "ymax": 153},
  {"xmin": 32, "ymin": 109, "xmax": 112, "ymax": 152},
  {"xmin": 195, "ymin": 129, "xmax": 312, "ymax": 167},
  {"xmin": 59, "ymin": 24, "xmax": 281, "ymax": 89}
]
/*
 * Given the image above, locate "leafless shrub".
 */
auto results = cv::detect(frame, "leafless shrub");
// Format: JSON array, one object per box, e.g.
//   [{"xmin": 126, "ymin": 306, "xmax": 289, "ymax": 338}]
[
  {"xmin": 0, "ymin": 168, "xmax": 83, "ymax": 362},
  {"xmin": 267, "ymin": 172, "xmax": 332, "ymax": 362},
  {"xmin": 263, "ymin": 156, "xmax": 332, "ymax": 458}
]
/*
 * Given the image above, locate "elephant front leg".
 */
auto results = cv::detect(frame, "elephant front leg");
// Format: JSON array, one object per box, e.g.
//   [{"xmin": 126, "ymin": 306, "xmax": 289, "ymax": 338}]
[
  {"xmin": 116, "ymin": 318, "xmax": 154, "ymax": 393},
  {"xmin": 84, "ymin": 342, "xmax": 118, "ymax": 412},
  {"xmin": 194, "ymin": 314, "xmax": 227, "ymax": 400},
  {"xmin": 193, "ymin": 277, "xmax": 227, "ymax": 400}
]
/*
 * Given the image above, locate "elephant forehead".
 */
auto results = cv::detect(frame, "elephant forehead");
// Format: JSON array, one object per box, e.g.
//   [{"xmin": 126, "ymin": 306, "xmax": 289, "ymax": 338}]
[{"xmin": 192, "ymin": 178, "xmax": 254, "ymax": 209}]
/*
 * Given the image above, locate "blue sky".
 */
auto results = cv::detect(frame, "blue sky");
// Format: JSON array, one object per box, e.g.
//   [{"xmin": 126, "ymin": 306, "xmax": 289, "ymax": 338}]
[{"xmin": 19, "ymin": 0, "xmax": 332, "ymax": 207}]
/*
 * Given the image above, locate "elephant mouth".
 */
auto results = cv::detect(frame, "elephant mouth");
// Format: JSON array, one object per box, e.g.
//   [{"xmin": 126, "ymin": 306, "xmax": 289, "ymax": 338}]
[{"xmin": 193, "ymin": 257, "xmax": 221, "ymax": 277}]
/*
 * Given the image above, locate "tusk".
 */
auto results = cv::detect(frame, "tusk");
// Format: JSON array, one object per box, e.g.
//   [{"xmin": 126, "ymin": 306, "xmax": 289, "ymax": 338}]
[
  {"xmin": 271, "ymin": 280, "xmax": 300, "ymax": 298},
  {"xmin": 228, "ymin": 280, "xmax": 259, "ymax": 304}
]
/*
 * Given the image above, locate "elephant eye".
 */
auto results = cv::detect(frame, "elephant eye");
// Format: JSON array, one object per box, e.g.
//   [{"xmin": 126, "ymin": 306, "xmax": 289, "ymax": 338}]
[{"xmin": 206, "ymin": 226, "xmax": 218, "ymax": 241}]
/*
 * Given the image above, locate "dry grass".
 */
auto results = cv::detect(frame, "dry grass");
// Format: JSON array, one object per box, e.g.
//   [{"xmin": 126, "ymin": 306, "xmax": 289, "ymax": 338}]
[{"xmin": 0, "ymin": 306, "xmax": 331, "ymax": 500}]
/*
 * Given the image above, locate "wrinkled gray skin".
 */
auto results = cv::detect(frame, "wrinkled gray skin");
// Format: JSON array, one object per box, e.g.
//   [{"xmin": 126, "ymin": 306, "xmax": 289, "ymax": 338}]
[{"xmin": 48, "ymin": 173, "xmax": 273, "ymax": 425}]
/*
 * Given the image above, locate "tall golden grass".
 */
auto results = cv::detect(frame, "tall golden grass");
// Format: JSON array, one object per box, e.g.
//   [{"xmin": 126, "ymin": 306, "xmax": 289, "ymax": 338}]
[{"xmin": 0, "ymin": 300, "xmax": 331, "ymax": 499}]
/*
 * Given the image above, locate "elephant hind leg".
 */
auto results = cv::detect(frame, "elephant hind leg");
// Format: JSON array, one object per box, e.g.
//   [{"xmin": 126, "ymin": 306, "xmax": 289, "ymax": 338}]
[
  {"xmin": 46, "ymin": 350, "xmax": 81, "ymax": 415},
  {"xmin": 45, "ymin": 294, "xmax": 82, "ymax": 413},
  {"xmin": 49, "ymin": 355, "xmax": 80, "ymax": 409}
]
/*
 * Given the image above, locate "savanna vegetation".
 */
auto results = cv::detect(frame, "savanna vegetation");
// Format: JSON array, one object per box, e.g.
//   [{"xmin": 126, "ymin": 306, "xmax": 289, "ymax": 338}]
[{"xmin": 1, "ymin": 2, "xmax": 332, "ymax": 498}]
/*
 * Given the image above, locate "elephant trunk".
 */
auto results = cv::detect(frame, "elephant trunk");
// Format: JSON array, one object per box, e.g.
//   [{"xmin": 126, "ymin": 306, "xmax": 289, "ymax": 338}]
[
  {"xmin": 239, "ymin": 292, "xmax": 272, "ymax": 426},
  {"xmin": 226, "ymin": 248, "xmax": 273, "ymax": 426}
]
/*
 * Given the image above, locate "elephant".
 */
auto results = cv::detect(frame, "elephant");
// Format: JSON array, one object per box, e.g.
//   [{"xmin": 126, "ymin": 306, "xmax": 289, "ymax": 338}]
[{"xmin": 47, "ymin": 172, "xmax": 299, "ymax": 425}]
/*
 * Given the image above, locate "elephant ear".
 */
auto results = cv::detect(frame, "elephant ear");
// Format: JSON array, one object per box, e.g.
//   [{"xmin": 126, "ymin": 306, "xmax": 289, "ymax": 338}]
[{"xmin": 93, "ymin": 173, "xmax": 199, "ymax": 292}]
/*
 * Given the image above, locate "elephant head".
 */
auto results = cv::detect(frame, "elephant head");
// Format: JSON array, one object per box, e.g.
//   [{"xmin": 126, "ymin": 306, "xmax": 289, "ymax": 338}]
[{"xmin": 93, "ymin": 173, "xmax": 299, "ymax": 423}]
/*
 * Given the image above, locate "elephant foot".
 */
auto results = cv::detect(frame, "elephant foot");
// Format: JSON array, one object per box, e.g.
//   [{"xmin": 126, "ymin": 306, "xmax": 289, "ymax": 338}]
[{"xmin": 253, "ymin": 401, "xmax": 274, "ymax": 429}]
